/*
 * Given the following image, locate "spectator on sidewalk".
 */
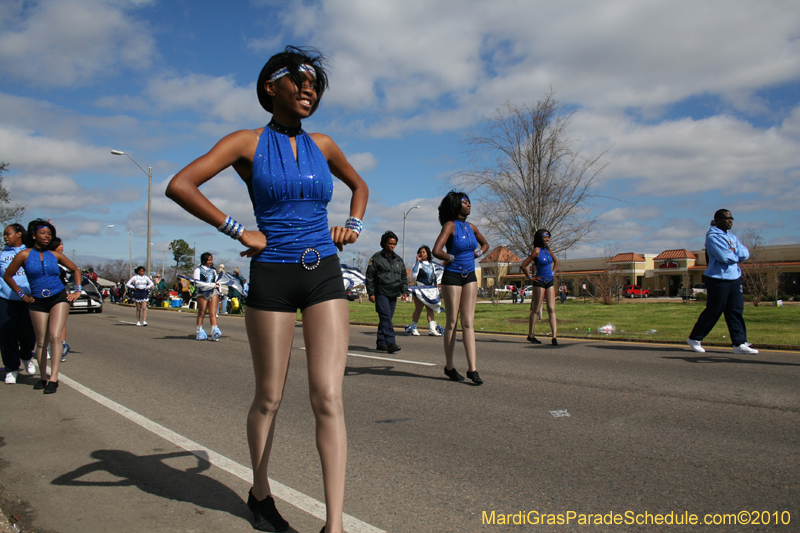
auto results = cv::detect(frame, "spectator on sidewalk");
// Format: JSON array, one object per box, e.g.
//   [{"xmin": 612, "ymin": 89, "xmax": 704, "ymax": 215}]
[{"xmin": 365, "ymin": 231, "xmax": 407, "ymax": 354}]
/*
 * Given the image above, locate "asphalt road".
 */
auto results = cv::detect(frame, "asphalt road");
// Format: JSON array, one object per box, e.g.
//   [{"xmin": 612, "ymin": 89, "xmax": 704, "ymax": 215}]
[{"xmin": 1, "ymin": 304, "xmax": 798, "ymax": 533}]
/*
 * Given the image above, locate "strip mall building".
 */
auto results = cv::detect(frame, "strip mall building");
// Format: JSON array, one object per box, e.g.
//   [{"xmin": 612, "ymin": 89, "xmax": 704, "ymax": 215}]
[{"xmin": 477, "ymin": 244, "xmax": 800, "ymax": 298}]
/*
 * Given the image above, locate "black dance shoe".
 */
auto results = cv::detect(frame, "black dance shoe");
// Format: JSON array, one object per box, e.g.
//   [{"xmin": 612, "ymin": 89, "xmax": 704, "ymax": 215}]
[
  {"xmin": 527, "ymin": 336, "xmax": 542, "ymax": 344},
  {"xmin": 552, "ymin": 338, "xmax": 558, "ymax": 346},
  {"xmin": 466, "ymin": 370, "xmax": 483, "ymax": 385},
  {"xmin": 247, "ymin": 489, "xmax": 289, "ymax": 532},
  {"xmin": 444, "ymin": 367, "xmax": 465, "ymax": 382},
  {"xmin": 33, "ymin": 379, "xmax": 47, "ymax": 390},
  {"xmin": 43, "ymin": 381, "xmax": 59, "ymax": 394}
]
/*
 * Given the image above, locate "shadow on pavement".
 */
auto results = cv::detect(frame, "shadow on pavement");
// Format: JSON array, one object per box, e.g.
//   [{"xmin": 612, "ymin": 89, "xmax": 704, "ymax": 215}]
[
  {"xmin": 52, "ymin": 449, "xmax": 249, "ymax": 519},
  {"xmin": 662, "ymin": 355, "xmax": 800, "ymax": 366}
]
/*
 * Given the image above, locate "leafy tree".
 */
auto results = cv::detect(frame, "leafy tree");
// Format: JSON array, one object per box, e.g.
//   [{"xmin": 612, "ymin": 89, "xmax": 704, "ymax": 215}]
[
  {"xmin": 455, "ymin": 90, "xmax": 609, "ymax": 257},
  {"xmin": 169, "ymin": 239, "xmax": 195, "ymax": 276},
  {"xmin": 0, "ymin": 162, "xmax": 26, "ymax": 226}
]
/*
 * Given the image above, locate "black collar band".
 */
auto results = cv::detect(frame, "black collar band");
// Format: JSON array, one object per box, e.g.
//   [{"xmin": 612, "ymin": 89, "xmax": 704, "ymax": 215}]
[{"xmin": 268, "ymin": 118, "xmax": 302, "ymax": 137}]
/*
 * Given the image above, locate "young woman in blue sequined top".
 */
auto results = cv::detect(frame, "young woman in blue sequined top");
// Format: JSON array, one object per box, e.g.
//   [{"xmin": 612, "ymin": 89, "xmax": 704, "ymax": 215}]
[
  {"xmin": 432, "ymin": 191, "xmax": 489, "ymax": 385},
  {"xmin": 166, "ymin": 46, "xmax": 367, "ymax": 533},
  {"xmin": 521, "ymin": 228, "xmax": 560, "ymax": 345}
]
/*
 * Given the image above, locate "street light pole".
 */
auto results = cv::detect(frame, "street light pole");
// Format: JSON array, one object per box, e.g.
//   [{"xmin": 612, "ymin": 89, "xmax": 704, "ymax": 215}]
[
  {"xmin": 111, "ymin": 150, "xmax": 152, "ymax": 277},
  {"xmin": 402, "ymin": 206, "xmax": 421, "ymax": 266}
]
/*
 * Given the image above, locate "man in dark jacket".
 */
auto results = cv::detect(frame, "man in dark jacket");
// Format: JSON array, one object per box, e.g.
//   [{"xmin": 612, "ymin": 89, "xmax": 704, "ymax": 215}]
[{"xmin": 366, "ymin": 231, "xmax": 408, "ymax": 353}]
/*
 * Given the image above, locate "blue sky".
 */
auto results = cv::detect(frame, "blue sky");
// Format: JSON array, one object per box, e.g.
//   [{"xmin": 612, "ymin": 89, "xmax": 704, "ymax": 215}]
[{"xmin": 1, "ymin": 0, "xmax": 799, "ymax": 278}]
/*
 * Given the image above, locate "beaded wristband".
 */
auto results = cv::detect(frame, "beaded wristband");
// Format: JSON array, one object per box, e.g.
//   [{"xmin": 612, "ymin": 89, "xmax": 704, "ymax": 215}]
[
  {"xmin": 218, "ymin": 216, "xmax": 245, "ymax": 240},
  {"xmin": 344, "ymin": 216, "xmax": 363, "ymax": 235},
  {"xmin": 17, "ymin": 290, "xmax": 24, "ymax": 299}
]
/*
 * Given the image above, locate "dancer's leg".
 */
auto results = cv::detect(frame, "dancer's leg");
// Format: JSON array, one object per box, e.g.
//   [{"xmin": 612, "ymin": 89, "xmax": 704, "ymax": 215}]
[
  {"xmin": 528, "ymin": 287, "xmax": 545, "ymax": 337},
  {"xmin": 141, "ymin": 301, "xmax": 148, "ymax": 323},
  {"xmin": 45, "ymin": 302, "xmax": 69, "ymax": 382},
  {"xmin": 545, "ymin": 287, "xmax": 557, "ymax": 338},
  {"xmin": 459, "ymin": 282, "xmax": 478, "ymax": 372},
  {"xmin": 196, "ymin": 297, "xmax": 207, "ymax": 327},
  {"xmin": 441, "ymin": 285, "xmax": 462, "ymax": 369},
  {"xmin": 209, "ymin": 294, "xmax": 219, "ymax": 327},
  {"xmin": 245, "ymin": 308, "xmax": 295, "ymax": 500},
  {"xmin": 30, "ymin": 310, "xmax": 50, "ymax": 381},
  {"xmin": 302, "ymin": 298, "xmax": 349, "ymax": 533},
  {"xmin": 411, "ymin": 295, "xmax": 424, "ymax": 323}
]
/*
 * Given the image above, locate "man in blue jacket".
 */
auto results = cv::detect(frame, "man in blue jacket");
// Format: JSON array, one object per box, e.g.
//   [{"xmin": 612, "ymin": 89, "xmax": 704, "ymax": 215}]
[
  {"xmin": 366, "ymin": 231, "xmax": 408, "ymax": 353},
  {"xmin": 687, "ymin": 209, "xmax": 758, "ymax": 354}
]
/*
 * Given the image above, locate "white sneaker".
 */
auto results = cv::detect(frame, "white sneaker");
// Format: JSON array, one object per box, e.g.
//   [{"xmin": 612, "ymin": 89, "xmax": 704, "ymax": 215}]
[
  {"xmin": 211, "ymin": 326, "xmax": 222, "ymax": 342},
  {"xmin": 142, "ymin": 321, "xmax": 147, "ymax": 327},
  {"xmin": 687, "ymin": 339, "xmax": 705, "ymax": 353},
  {"xmin": 137, "ymin": 321, "xmax": 142, "ymax": 326},
  {"xmin": 410, "ymin": 326, "xmax": 420, "ymax": 336},
  {"xmin": 733, "ymin": 344, "xmax": 759, "ymax": 354},
  {"xmin": 428, "ymin": 322, "xmax": 442, "ymax": 336},
  {"xmin": 25, "ymin": 359, "xmax": 36, "ymax": 375},
  {"xmin": 5, "ymin": 370, "xmax": 18, "ymax": 384}
]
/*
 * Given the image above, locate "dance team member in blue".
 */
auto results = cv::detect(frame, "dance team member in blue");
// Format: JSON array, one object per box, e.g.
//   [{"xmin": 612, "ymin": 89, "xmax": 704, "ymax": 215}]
[
  {"xmin": 192, "ymin": 253, "xmax": 222, "ymax": 341},
  {"xmin": 432, "ymin": 192, "xmax": 489, "ymax": 385},
  {"xmin": 521, "ymin": 229, "xmax": 560, "ymax": 345},
  {"xmin": 127, "ymin": 266, "xmax": 154, "ymax": 327},
  {"xmin": 408, "ymin": 245, "xmax": 442, "ymax": 336},
  {"xmin": 1, "ymin": 224, "xmax": 37, "ymax": 384},
  {"xmin": 2, "ymin": 219, "xmax": 81, "ymax": 394},
  {"xmin": 166, "ymin": 46, "xmax": 368, "ymax": 533}
]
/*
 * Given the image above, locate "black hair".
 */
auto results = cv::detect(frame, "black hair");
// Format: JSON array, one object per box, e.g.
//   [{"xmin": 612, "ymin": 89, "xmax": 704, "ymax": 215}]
[
  {"xmin": 533, "ymin": 229, "xmax": 551, "ymax": 249},
  {"xmin": 24, "ymin": 219, "xmax": 56, "ymax": 248},
  {"xmin": 416, "ymin": 245, "xmax": 432, "ymax": 261},
  {"xmin": 380, "ymin": 231, "xmax": 398, "ymax": 248},
  {"xmin": 438, "ymin": 190, "xmax": 470, "ymax": 226},
  {"xmin": 49, "ymin": 237, "xmax": 62, "ymax": 251},
  {"xmin": 200, "ymin": 252, "xmax": 213, "ymax": 266},
  {"xmin": 714, "ymin": 209, "xmax": 730, "ymax": 221},
  {"xmin": 5, "ymin": 223, "xmax": 26, "ymax": 243},
  {"xmin": 135, "ymin": 266, "xmax": 145, "ymax": 275},
  {"xmin": 256, "ymin": 46, "xmax": 329, "ymax": 115}
]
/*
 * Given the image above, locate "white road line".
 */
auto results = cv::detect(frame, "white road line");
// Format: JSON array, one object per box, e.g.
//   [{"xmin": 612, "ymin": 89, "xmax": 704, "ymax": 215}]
[
  {"xmin": 118, "ymin": 320, "xmax": 139, "ymax": 325},
  {"xmin": 299, "ymin": 347, "xmax": 436, "ymax": 367},
  {"xmin": 57, "ymin": 373, "xmax": 384, "ymax": 533}
]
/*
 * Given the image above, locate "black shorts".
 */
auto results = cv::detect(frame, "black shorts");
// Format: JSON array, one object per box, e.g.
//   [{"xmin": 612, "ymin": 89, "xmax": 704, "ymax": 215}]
[
  {"xmin": 441, "ymin": 270, "xmax": 477, "ymax": 286},
  {"xmin": 246, "ymin": 255, "xmax": 346, "ymax": 312},
  {"xmin": 531, "ymin": 279, "xmax": 555, "ymax": 289},
  {"xmin": 29, "ymin": 289, "xmax": 68, "ymax": 313}
]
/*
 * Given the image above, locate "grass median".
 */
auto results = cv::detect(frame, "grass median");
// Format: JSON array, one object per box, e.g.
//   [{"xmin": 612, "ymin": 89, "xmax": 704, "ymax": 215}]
[{"xmin": 344, "ymin": 298, "xmax": 800, "ymax": 349}]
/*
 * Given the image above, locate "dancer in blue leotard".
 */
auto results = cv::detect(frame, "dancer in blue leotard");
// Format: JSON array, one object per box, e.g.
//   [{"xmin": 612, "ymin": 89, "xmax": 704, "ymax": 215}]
[
  {"xmin": 432, "ymin": 191, "xmax": 489, "ymax": 385},
  {"xmin": 3, "ymin": 219, "xmax": 81, "ymax": 394},
  {"xmin": 166, "ymin": 46, "xmax": 368, "ymax": 533},
  {"xmin": 521, "ymin": 228, "xmax": 560, "ymax": 345}
]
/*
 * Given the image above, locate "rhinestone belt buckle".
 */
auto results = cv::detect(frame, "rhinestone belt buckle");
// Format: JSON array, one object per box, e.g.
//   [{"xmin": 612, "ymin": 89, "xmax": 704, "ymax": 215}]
[
  {"xmin": 41, "ymin": 288, "xmax": 51, "ymax": 297},
  {"xmin": 301, "ymin": 248, "xmax": 321, "ymax": 270}
]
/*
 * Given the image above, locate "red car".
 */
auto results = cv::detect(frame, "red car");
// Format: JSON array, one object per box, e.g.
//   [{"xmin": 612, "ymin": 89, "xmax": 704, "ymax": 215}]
[{"xmin": 623, "ymin": 285, "xmax": 650, "ymax": 298}]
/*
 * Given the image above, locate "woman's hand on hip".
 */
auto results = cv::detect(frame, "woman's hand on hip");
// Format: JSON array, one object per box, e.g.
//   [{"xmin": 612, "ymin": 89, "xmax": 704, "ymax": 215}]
[{"xmin": 238, "ymin": 230, "xmax": 267, "ymax": 258}]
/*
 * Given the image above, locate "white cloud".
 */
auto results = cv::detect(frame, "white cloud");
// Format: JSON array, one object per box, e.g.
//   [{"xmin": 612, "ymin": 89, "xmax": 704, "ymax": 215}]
[
  {"xmin": 345, "ymin": 152, "xmax": 378, "ymax": 174},
  {"xmin": 145, "ymin": 74, "xmax": 261, "ymax": 123},
  {"xmin": 0, "ymin": 0, "xmax": 156, "ymax": 87},
  {"xmin": 0, "ymin": 124, "xmax": 117, "ymax": 173}
]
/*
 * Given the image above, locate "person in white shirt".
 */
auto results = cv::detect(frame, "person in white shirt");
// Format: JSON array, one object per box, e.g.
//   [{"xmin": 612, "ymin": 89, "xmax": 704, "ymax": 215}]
[
  {"xmin": 126, "ymin": 266, "xmax": 154, "ymax": 326},
  {"xmin": 408, "ymin": 245, "xmax": 441, "ymax": 336}
]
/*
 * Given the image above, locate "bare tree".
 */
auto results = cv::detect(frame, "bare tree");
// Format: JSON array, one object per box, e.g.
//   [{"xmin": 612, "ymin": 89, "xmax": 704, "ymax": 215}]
[
  {"xmin": 0, "ymin": 162, "xmax": 26, "ymax": 226},
  {"xmin": 586, "ymin": 257, "xmax": 624, "ymax": 305},
  {"xmin": 455, "ymin": 90, "xmax": 609, "ymax": 257},
  {"xmin": 740, "ymin": 229, "xmax": 781, "ymax": 307}
]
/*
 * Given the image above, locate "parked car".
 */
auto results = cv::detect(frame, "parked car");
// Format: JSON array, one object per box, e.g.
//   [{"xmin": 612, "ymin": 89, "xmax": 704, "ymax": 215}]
[
  {"xmin": 70, "ymin": 278, "xmax": 104, "ymax": 313},
  {"xmin": 346, "ymin": 289, "xmax": 360, "ymax": 301},
  {"xmin": 622, "ymin": 285, "xmax": 650, "ymax": 298},
  {"xmin": 692, "ymin": 283, "xmax": 707, "ymax": 296}
]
